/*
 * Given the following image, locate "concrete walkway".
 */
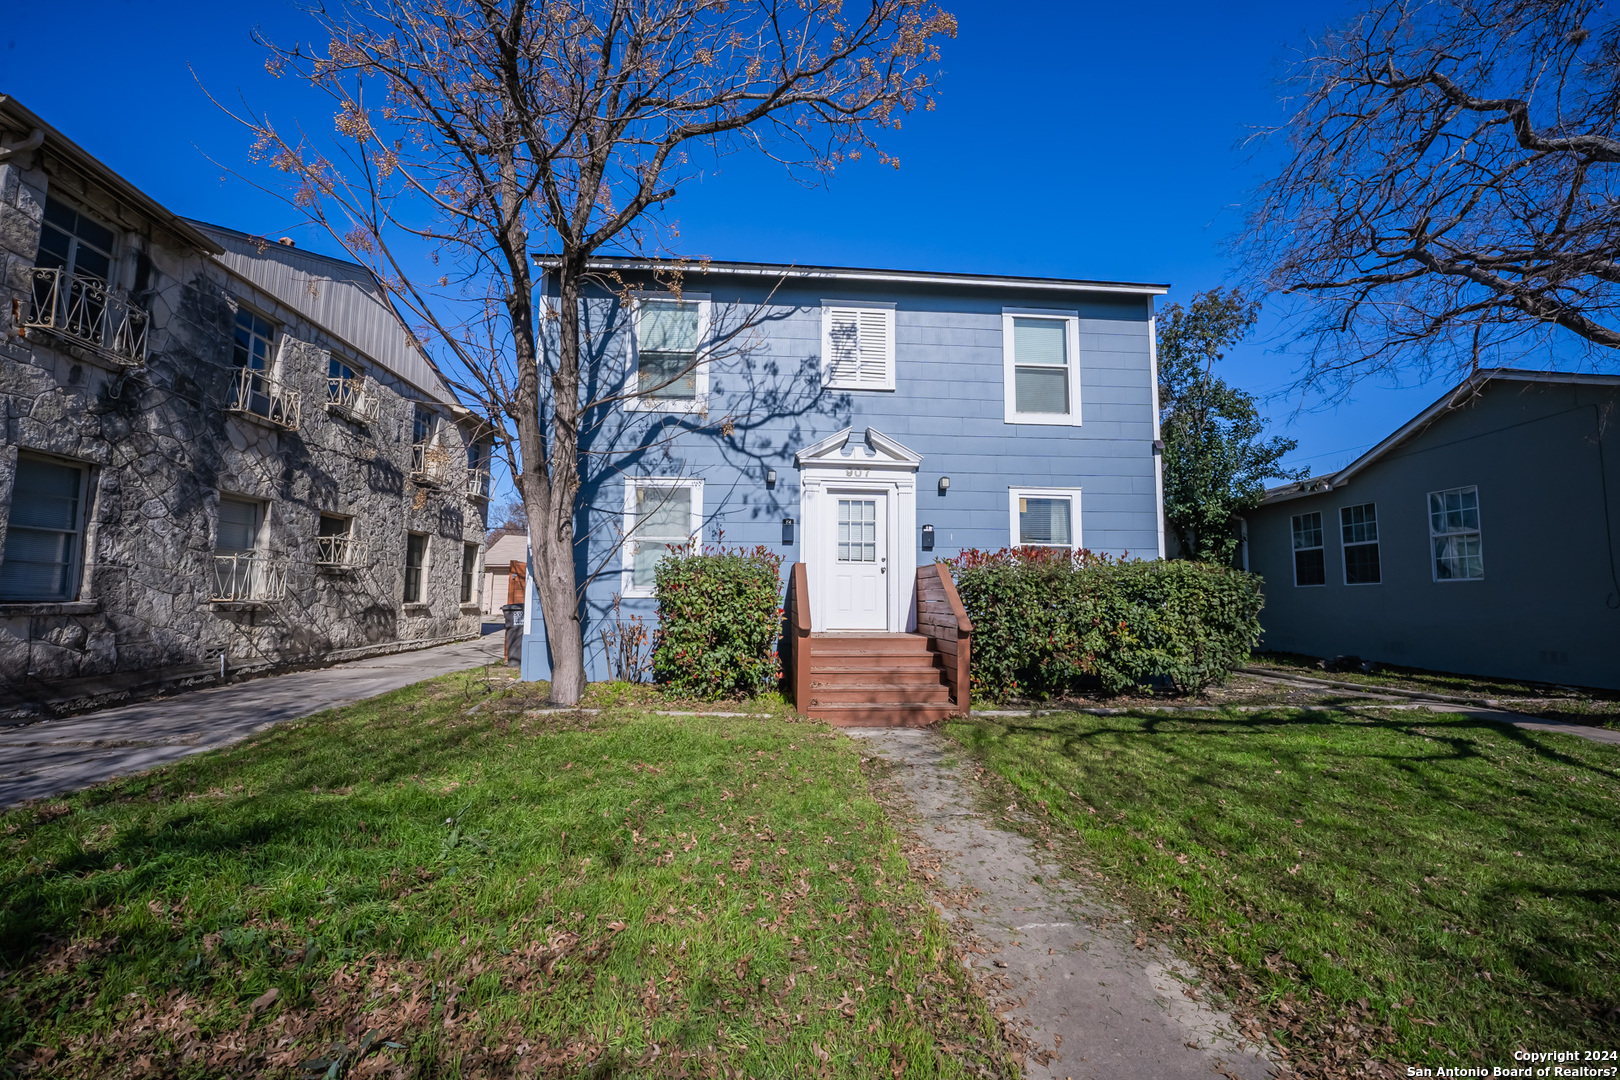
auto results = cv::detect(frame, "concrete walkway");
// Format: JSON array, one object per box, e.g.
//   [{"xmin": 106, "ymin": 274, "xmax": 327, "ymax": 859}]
[
  {"xmin": 0, "ymin": 632, "xmax": 507, "ymax": 807},
  {"xmin": 851, "ymin": 727, "xmax": 1274, "ymax": 1080}
]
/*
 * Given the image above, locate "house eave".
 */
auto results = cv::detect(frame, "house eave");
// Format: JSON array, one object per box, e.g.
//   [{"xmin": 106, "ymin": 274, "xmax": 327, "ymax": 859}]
[{"xmin": 532, "ymin": 255, "xmax": 1169, "ymax": 297}]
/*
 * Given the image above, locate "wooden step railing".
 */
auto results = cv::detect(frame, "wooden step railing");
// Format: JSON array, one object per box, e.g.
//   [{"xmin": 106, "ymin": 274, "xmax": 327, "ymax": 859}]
[
  {"xmin": 788, "ymin": 561, "xmax": 812, "ymax": 715},
  {"xmin": 916, "ymin": 562, "xmax": 972, "ymax": 715}
]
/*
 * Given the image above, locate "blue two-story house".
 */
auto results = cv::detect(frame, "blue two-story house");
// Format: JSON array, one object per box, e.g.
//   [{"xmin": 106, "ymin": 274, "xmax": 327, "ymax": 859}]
[{"xmin": 519, "ymin": 258, "xmax": 1167, "ymax": 718}]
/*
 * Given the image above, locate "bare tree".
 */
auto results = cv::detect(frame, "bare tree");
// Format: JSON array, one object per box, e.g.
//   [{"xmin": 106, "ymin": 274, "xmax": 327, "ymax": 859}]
[
  {"xmin": 229, "ymin": 0, "xmax": 954, "ymax": 704},
  {"xmin": 1244, "ymin": 0, "xmax": 1620, "ymax": 390}
]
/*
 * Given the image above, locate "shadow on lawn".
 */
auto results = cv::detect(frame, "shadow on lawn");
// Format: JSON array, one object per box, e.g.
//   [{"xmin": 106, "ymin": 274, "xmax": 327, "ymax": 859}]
[{"xmin": 990, "ymin": 706, "xmax": 1620, "ymax": 781}]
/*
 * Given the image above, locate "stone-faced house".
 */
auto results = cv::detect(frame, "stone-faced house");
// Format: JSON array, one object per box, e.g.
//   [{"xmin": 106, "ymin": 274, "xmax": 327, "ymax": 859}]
[
  {"xmin": 0, "ymin": 96, "xmax": 490, "ymax": 716},
  {"xmin": 516, "ymin": 259, "xmax": 1168, "ymax": 720},
  {"xmin": 1243, "ymin": 368, "xmax": 1620, "ymax": 691}
]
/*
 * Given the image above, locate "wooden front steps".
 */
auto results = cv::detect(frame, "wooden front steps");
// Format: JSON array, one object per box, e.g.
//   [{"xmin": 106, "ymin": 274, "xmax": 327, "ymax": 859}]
[
  {"xmin": 787, "ymin": 562, "xmax": 974, "ymax": 728},
  {"xmin": 807, "ymin": 633, "xmax": 956, "ymax": 726}
]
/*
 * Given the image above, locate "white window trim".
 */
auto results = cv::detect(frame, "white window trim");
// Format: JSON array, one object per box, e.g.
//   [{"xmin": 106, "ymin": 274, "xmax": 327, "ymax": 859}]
[
  {"xmin": 1338, "ymin": 502, "xmax": 1381, "ymax": 586},
  {"xmin": 820, "ymin": 299, "xmax": 897, "ymax": 391},
  {"xmin": 1427, "ymin": 485, "xmax": 1485, "ymax": 583},
  {"xmin": 625, "ymin": 293, "xmax": 712, "ymax": 414},
  {"xmin": 1002, "ymin": 307, "xmax": 1082, "ymax": 426},
  {"xmin": 404, "ymin": 531, "xmax": 431, "ymax": 604},
  {"xmin": 1007, "ymin": 486, "xmax": 1083, "ymax": 551},
  {"xmin": 621, "ymin": 476, "xmax": 704, "ymax": 598},
  {"xmin": 1291, "ymin": 511, "xmax": 1326, "ymax": 588}
]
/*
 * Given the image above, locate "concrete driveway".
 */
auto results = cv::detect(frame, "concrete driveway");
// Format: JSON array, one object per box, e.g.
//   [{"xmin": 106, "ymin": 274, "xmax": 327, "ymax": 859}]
[{"xmin": 0, "ymin": 632, "xmax": 507, "ymax": 807}]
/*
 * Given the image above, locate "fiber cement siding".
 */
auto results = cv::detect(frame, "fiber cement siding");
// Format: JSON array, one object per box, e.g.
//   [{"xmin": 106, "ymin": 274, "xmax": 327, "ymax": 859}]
[{"xmin": 1244, "ymin": 379, "xmax": 1620, "ymax": 690}]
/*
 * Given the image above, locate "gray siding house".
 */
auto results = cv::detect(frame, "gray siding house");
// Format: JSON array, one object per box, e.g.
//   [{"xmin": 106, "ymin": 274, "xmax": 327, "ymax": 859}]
[
  {"xmin": 0, "ymin": 97, "xmax": 491, "ymax": 716},
  {"xmin": 519, "ymin": 259, "xmax": 1168, "ymax": 688},
  {"xmin": 1243, "ymin": 369, "xmax": 1620, "ymax": 691}
]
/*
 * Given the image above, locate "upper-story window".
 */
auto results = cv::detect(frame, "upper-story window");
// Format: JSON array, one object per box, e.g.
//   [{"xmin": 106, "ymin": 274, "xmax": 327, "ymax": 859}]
[
  {"xmin": 629, "ymin": 296, "xmax": 709, "ymax": 412},
  {"xmin": 822, "ymin": 303, "xmax": 896, "ymax": 390},
  {"xmin": 413, "ymin": 404, "xmax": 436, "ymax": 445},
  {"xmin": 1002, "ymin": 309, "xmax": 1081, "ymax": 426},
  {"xmin": 1340, "ymin": 503, "xmax": 1381, "ymax": 585},
  {"xmin": 233, "ymin": 308, "xmax": 276, "ymax": 373},
  {"xmin": 227, "ymin": 305, "xmax": 299, "ymax": 429},
  {"xmin": 35, "ymin": 197, "xmax": 116, "ymax": 285},
  {"xmin": 1429, "ymin": 486, "xmax": 1484, "ymax": 581},
  {"xmin": 1292, "ymin": 511, "xmax": 1326, "ymax": 586}
]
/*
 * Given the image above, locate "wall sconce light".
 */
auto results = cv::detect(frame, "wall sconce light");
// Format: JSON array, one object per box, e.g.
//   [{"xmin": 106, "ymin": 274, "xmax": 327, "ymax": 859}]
[
  {"xmin": 1152, "ymin": 439, "xmax": 1165, "ymax": 452},
  {"xmin": 782, "ymin": 517, "xmax": 795, "ymax": 545},
  {"xmin": 765, "ymin": 468, "xmax": 777, "ymax": 489},
  {"xmin": 937, "ymin": 476, "xmax": 950, "ymax": 495},
  {"xmin": 921, "ymin": 524, "xmax": 935, "ymax": 551}
]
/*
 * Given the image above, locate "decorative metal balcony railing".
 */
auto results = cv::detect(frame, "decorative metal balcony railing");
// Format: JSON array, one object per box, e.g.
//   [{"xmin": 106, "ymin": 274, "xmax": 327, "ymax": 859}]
[
  {"xmin": 410, "ymin": 442, "xmax": 458, "ymax": 487},
  {"xmin": 211, "ymin": 552, "xmax": 289, "ymax": 603},
  {"xmin": 315, "ymin": 535, "xmax": 368, "ymax": 569},
  {"xmin": 326, "ymin": 375, "xmax": 380, "ymax": 423},
  {"xmin": 22, "ymin": 267, "xmax": 149, "ymax": 367},
  {"xmin": 466, "ymin": 466, "xmax": 492, "ymax": 500},
  {"xmin": 228, "ymin": 367, "xmax": 301, "ymax": 430}
]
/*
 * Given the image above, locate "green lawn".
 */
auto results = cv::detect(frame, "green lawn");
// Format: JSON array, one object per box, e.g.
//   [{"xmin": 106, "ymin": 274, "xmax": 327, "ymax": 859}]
[
  {"xmin": 0, "ymin": 675, "xmax": 1013, "ymax": 1079},
  {"xmin": 945, "ymin": 708, "xmax": 1620, "ymax": 1071}
]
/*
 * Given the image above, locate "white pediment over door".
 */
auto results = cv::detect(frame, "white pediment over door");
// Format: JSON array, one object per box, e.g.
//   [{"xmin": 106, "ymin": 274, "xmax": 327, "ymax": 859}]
[{"xmin": 794, "ymin": 426, "xmax": 923, "ymax": 471}]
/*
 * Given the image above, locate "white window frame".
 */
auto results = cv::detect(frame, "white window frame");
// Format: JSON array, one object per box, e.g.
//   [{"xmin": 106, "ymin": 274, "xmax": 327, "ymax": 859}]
[
  {"xmin": 404, "ymin": 531, "xmax": 430, "ymax": 604},
  {"xmin": 1002, "ymin": 307, "xmax": 1082, "ymax": 426},
  {"xmin": 1007, "ymin": 486, "xmax": 1083, "ymax": 551},
  {"xmin": 1428, "ymin": 485, "xmax": 1485, "ymax": 583},
  {"xmin": 231, "ymin": 302, "xmax": 279, "ymax": 375},
  {"xmin": 621, "ymin": 477, "xmax": 704, "ymax": 598},
  {"xmin": 1339, "ymin": 502, "xmax": 1381, "ymax": 586},
  {"xmin": 36, "ymin": 195, "xmax": 121, "ymax": 286},
  {"xmin": 625, "ymin": 293, "xmax": 712, "ymax": 414},
  {"xmin": 1291, "ymin": 511, "xmax": 1326, "ymax": 588},
  {"xmin": 820, "ymin": 300, "xmax": 897, "ymax": 391}
]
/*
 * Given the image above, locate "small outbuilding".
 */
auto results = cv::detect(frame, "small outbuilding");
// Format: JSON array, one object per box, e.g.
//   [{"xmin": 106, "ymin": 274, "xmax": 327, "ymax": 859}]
[{"xmin": 1242, "ymin": 368, "xmax": 1619, "ymax": 691}]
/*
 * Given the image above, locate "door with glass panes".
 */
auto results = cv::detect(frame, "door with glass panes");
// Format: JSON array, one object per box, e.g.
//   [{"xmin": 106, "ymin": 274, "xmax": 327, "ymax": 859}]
[{"xmin": 826, "ymin": 494, "xmax": 887, "ymax": 630}]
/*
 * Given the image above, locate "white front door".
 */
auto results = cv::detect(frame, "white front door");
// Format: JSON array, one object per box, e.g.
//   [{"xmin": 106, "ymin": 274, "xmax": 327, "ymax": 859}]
[{"xmin": 827, "ymin": 495, "xmax": 887, "ymax": 630}]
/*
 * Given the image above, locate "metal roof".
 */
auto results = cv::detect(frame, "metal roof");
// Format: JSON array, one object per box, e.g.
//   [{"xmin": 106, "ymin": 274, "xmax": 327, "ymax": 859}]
[
  {"xmin": 193, "ymin": 221, "xmax": 459, "ymax": 406},
  {"xmin": 531, "ymin": 255, "xmax": 1169, "ymax": 296},
  {"xmin": 0, "ymin": 95, "xmax": 223, "ymax": 257},
  {"xmin": 1260, "ymin": 368, "xmax": 1620, "ymax": 505}
]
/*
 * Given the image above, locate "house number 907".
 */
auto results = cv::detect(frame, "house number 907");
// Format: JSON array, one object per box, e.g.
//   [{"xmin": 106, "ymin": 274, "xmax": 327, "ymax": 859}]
[{"xmin": 844, "ymin": 467, "xmax": 870, "ymax": 477}]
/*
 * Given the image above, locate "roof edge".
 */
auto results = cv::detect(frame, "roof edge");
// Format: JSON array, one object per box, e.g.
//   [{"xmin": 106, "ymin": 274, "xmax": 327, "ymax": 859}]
[
  {"xmin": 1260, "ymin": 367, "xmax": 1620, "ymax": 505},
  {"xmin": 0, "ymin": 95, "xmax": 224, "ymax": 256},
  {"xmin": 531, "ymin": 255, "xmax": 1169, "ymax": 296}
]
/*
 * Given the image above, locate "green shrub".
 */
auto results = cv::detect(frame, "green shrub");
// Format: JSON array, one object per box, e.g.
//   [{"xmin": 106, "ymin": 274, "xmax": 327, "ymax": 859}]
[
  {"xmin": 652, "ymin": 544, "xmax": 784, "ymax": 698},
  {"xmin": 948, "ymin": 547, "xmax": 1263, "ymax": 699}
]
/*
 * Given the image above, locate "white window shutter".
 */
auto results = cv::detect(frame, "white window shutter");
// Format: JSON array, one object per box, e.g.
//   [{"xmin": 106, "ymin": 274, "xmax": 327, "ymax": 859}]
[{"xmin": 824, "ymin": 307, "xmax": 893, "ymax": 389}]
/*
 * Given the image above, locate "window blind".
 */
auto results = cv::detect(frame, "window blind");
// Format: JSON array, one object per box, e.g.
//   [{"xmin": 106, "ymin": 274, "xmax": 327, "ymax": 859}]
[
  {"xmin": 1018, "ymin": 496, "xmax": 1071, "ymax": 547},
  {"xmin": 0, "ymin": 457, "xmax": 84, "ymax": 601},
  {"xmin": 1012, "ymin": 318, "xmax": 1069, "ymax": 415},
  {"xmin": 216, "ymin": 497, "xmax": 260, "ymax": 555},
  {"xmin": 632, "ymin": 486, "xmax": 693, "ymax": 588},
  {"xmin": 825, "ymin": 308, "xmax": 892, "ymax": 388}
]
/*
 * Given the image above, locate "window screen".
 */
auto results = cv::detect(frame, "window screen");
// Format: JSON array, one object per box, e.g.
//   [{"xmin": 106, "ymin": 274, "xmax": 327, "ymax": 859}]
[
  {"xmin": 0, "ymin": 456, "xmax": 87, "ymax": 601},
  {"xmin": 637, "ymin": 300, "xmax": 702, "ymax": 400},
  {"xmin": 216, "ymin": 497, "xmax": 260, "ymax": 555},
  {"xmin": 1291, "ymin": 511, "xmax": 1325, "ymax": 586},
  {"xmin": 1012, "ymin": 318, "xmax": 1069, "ymax": 416},
  {"xmin": 405, "ymin": 533, "xmax": 428, "ymax": 603},
  {"xmin": 1018, "ymin": 496, "xmax": 1072, "ymax": 547},
  {"xmin": 630, "ymin": 485, "xmax": 692, "ymax": 589}
]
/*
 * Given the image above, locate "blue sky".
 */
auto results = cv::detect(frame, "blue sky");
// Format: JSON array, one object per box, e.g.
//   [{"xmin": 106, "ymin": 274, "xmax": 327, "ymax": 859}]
[{"xmin": 2, "ymin": 0, "xmax": 1477, "ymax": 488}]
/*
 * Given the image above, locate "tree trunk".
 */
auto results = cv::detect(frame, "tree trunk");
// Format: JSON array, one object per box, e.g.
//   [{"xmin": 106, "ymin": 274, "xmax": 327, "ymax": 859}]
[{"xmin": 531, "ymin": 521, "xmax": 586, "ymax": 704}]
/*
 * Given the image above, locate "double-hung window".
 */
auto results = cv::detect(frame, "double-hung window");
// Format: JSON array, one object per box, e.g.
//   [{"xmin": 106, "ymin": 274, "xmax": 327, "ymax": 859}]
[
  {"xmin": 1340, "ymin": 503, "xmax": 1380, "ymax": 585},
  {"xmin": 404, "ymin": 533, "xmax": 429, "ymax": 603},
  {"xmin": 1429, "ymin": 486, "xmax": 1483, "ymax": 581},
  {"xmin": 622, "ymin": 478, "xmax": 703, "ymax": 596},
  {"xmin": 460, "ymin": 543, "xmax": 479, "ymax": 604},
  {"xmin": 1003, "ymin": 310, "xmax": 1081, "ymax": 425},
  {"xmin": 0, "ymin": 454, "xmax": 89, "ymax": 602},
  {"xmin": 1291, "ymin": 511, "xmax": 1325, "ymax": 586},
  {"xmin": 1008, "ymin": 487, "xmax": 1081, "ymax": 550},
  {"xmin": 630, "ymin": 296, "xmax": 709, "ymax": 411},
  {"xmin": 822, "ymin": 303, "xmax": 896, "ymax": 390}
]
